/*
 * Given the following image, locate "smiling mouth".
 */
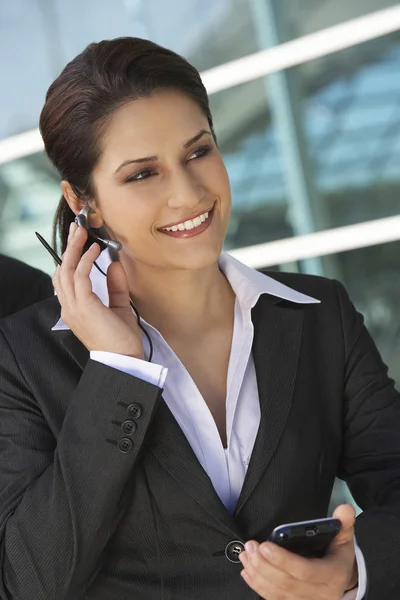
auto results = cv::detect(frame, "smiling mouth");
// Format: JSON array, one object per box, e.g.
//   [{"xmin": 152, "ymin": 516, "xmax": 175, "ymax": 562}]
[
  {"xmin": 157, "ymin": 205, "xmax": 215, "ymax": 239},
  {"xmin": 159, "ymin": 206, "xmax": 213, "ymax": 232}
]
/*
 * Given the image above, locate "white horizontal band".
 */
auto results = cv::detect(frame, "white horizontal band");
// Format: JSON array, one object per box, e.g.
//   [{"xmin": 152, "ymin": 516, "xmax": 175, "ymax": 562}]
[
  {"xmin": 228, "ymin": 215, "xmax": 400, "ymax": 269},
  {"xmin": 202, "ymin": 5, "xmax": 400, "ymax": 94},
  {"xmin": 0, "ymin": 129, "xmax": 43, "ymax": 165},
  {"xmin": 1, "ymin": 6, "xmax": 400, "ymax": 165}
]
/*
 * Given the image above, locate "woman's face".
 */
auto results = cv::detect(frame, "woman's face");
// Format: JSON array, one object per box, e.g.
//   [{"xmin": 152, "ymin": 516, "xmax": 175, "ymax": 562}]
[{"xmin": 91, "ymin": 89, "xmax": 231, "ymax": 272}]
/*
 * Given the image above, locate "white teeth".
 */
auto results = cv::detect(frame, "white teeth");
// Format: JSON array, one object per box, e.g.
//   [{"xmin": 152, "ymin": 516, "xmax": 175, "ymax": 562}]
[{"xmin": 161, "ymin": 210, "xmax": 211, "ymax": 232}]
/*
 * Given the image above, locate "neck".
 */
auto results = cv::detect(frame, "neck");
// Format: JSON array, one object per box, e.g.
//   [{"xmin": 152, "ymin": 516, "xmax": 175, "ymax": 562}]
[{"xmin": 121, "ymin": 257, "xmax": 235, "ymax": 338}]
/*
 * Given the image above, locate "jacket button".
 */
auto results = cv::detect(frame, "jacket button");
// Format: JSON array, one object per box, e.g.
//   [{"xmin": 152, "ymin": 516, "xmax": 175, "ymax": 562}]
[
  {"xmin": 225, "ymin": 540, "xmax": 245, "ymax": 563},
  {"xmin": 121, "ymin": 420, "xmax": 137, "ymax": 435},
  {"xmin": 118, "ymin": 438, "xmax": 133, "ymax": 453},
  {"xmin": 127, "ymin": 403, "xmax": 142, "ymax": 419}
]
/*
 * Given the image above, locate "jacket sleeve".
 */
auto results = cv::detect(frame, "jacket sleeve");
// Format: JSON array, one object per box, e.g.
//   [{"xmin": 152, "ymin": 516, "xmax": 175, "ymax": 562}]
[
  {"xmin": 0, "ymin": 327, "xmax": 162, "ymax": 600},
  {"xmin": 335, "ymin": 280, "xmax": 400, "ymax": 599}
]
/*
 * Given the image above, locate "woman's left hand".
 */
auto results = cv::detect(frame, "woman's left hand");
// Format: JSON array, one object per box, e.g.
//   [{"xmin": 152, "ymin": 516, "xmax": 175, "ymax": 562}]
[{"xmin": 239, "ymin": 504, "xmax": 358, "ymax": 599}]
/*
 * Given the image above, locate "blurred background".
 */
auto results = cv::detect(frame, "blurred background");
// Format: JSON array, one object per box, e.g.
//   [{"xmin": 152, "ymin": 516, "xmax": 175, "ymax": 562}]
[{"xmin": 1, "ymin": 0, "xmax": 400, "ymax": 507}]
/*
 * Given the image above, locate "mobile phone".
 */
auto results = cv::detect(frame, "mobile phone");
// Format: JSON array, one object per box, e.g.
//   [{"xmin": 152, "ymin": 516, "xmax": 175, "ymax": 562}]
[{"xmin": 268, "ymin": 517, "xmax": 341, "ymax": 558}]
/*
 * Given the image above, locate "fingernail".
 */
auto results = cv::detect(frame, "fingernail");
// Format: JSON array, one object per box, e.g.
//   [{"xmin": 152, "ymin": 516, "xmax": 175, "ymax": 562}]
[
  {"xmin": 239, "ymin": 552, "xmax": 248, "ymax": 567},
  {"xmin": 245, "ymin": 542, "xmax": 256, "ymax": 555}
]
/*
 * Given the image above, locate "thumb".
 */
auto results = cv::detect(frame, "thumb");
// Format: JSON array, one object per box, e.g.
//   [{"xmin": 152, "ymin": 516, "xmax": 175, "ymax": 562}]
[
  {"xmin": 329, "ymin": 504, "xmax": 356, "ymax": 552},
  {"xmin": 107, "ymin": 261, "xmax": 131, "ymax": 310}
]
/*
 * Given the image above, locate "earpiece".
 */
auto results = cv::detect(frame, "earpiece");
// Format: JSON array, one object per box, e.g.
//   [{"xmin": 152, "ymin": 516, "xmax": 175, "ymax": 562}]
[
  {"xmin": 75, "ymin": 204, "xmax": 122, "ymax": 252},
  {"xmin": 93, "ymin": 237, "xmax": 122, "ymax": 253},
  {"xmin": 37, "ymin": 202, "xmax": 153, "ymax": 361}
]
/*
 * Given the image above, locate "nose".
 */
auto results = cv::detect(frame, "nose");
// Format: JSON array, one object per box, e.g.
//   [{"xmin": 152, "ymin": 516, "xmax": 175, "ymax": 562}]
[{"xmin": 167, "ymin": 166, "xmax": 205, "ymax": 210}]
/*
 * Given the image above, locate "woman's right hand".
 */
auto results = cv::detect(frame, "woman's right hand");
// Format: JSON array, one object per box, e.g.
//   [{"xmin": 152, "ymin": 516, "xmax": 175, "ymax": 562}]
[{"xmin": 53, "ymin": 222, "xmax": 144, "ymax": 359}]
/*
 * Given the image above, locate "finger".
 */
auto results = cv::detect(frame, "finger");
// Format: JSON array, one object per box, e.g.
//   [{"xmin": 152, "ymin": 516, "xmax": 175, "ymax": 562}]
[
  {"xmin": 240, "ymin": 549, "xmax": 320, "ymax": 599},
  {"xmin": 241, "ymin": 571, "xmax": 317, "ymax": 600},
  {"xmin": 255, "ymin": 541, "xmax": 319, "ymax": 582},
  {"xmin": 68, "ymin": 221, "xmax": 78, "ymax": 243},
  {"xmin": 60, "ymin": 222, "xmax": 78, "ymax": 262},
  {"xmin": 330, "ymin": 504, "xmax": 356, "ymax": 549},
  {"xmin": 258, "ymin": 536, "xmax": 352, "ymax": 585},
  {"xmin": 56, "ymin": 222, "xmax": 76, "ymax": 303},
  {"xmin": 107, "ymin": 261, "xmax": 131, "ymax": 310},
  {"xmin": 59, "ymin": 225, "xmax": 88, "ymax": 300},
  {"xmin": 74, "ymin": 242, "xmax": 102, "ymax": 301},
  {"xmin": 52, "ymin": 266, "xmax": 63, "ymax": 304}
]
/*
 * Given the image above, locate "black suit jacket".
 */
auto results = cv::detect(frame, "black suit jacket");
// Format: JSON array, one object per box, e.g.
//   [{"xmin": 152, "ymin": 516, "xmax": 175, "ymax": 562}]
[
  {"xmin": 0, "ymin": 253, "xmax": 53, "ymax": 319},
  {"xmin": 0, "ymin": 272, "xmax": 399, "ymax": 600}
]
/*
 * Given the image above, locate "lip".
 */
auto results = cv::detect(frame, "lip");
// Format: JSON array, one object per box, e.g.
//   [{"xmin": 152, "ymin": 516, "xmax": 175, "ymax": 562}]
[
  {"xmin": 157, "ymin": 205, "xmax": 215, "ymax": 231},
  {"xmin": 158, "ymin": 205, "xmax": 215, "ymax": 239}
]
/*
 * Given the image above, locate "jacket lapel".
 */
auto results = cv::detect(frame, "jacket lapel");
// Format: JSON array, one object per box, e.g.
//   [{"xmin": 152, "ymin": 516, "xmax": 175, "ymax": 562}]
[
  {"xmin": 148, "ymin": 401, "xmax": 241, "ymax": 537},
  {"xmin": 234, "ymin": 294, "xmax": 304, "ymax": 516}
]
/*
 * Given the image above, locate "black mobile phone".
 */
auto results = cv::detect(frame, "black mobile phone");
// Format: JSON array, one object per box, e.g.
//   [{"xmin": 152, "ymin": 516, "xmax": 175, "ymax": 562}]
[{"xmin": 268, "ymin": 517, "xmax": 341, "ymax": 558}]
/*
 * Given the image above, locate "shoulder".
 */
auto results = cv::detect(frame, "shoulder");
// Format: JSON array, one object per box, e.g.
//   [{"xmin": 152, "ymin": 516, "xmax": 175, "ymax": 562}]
[
  {"xmin": 0, "ymin": 296, "xmax": 76, "ymax": 397},
  {"xmin": 0, "ymin": 295, "xmax": 61, "ymax": 347},
  {"xmin": 256, "ymin": 270, "xmax": 362, "ymax": 359},
  {"xmin": 0, "ymin": 253, "xmax": 51, "ymax": 284},
  {"xmin": 0, "ymin": 254, "xmax": 54, "ymax": 318}
]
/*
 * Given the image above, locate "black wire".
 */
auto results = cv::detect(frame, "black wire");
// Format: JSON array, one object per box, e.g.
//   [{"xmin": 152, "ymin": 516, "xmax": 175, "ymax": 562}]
[{"xmin": 93, "ymin": 261, "xmax": 153, "ymax": 362}]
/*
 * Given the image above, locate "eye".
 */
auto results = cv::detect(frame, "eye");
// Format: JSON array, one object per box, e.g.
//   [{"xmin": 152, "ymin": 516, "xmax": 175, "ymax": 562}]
[
  {"xmin": 187, "ymin": 145, "xmax": 212, "ymax": 161},
  {"xmin": 125, "ymin": 168, "xmax": 157, "ymax": 183}
]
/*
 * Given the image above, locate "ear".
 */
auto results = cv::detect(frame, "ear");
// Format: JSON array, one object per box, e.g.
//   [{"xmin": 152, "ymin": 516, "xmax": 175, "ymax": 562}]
[{"xmin": 61, "ymin": 181, "xmax": 104, "ymax": 228}]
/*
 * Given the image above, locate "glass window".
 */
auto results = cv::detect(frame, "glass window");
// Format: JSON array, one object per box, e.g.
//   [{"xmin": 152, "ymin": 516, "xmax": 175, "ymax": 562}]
[
  {"xmin": 302, "ymin": 34, "xmax": 400, "ymax": 229},
  {"xmin": 214, "ymin": 33, "xmax": 400, "ymax": 255},
  {"xmin": 210, "ymin": 79, "xmax": 288, "ymax": 251},
  {"xmin": 0, "ymin": 153, "xmax": 59, "ymax": 274},
  {"xmin": 0, "ymin": 0, "xmax": 259, "ymax": 139},
  {"xmin": 274, "ymin": 0, "xmax": 400, "ymax": 41}
]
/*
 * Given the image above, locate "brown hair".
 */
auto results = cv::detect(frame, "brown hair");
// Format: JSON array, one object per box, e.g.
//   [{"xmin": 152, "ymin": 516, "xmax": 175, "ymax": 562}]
[{"xmin": 39, "ymin": 37, "xmax": 216, "ymax": 253}]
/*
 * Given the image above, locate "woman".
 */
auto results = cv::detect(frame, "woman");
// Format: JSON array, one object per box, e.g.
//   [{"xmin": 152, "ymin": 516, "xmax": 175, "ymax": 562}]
[{"xmin": 0, "ymin": 37, "xmax": 399, "ymax": 600}]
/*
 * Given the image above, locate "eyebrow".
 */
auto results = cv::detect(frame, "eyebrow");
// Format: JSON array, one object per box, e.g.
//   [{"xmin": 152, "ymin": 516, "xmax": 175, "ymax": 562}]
[{"xmin": 113, "ymin": 129, "xmax": 212, "ymax": 174}]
